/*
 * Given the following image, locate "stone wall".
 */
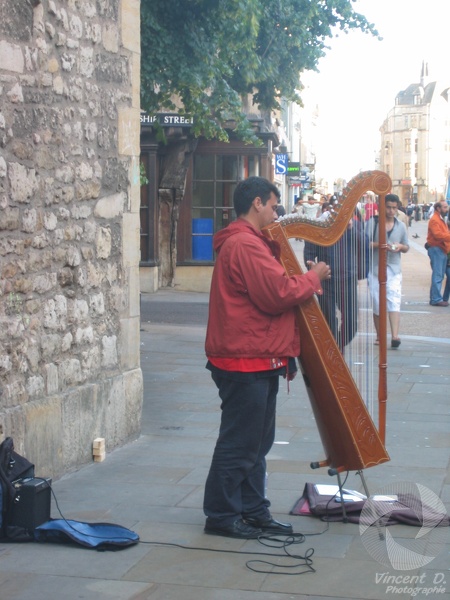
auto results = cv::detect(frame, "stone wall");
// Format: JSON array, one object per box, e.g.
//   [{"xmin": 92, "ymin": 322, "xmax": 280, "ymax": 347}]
[{"xmin": 0, "ymin": 0, "xmax": 142, "ymax": 477}]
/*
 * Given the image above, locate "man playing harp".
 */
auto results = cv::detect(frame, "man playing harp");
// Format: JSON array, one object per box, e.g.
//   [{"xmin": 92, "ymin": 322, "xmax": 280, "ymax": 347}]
[{"xmin": 203, "ymin": 176, "xmax": 331, "ymax": 539}]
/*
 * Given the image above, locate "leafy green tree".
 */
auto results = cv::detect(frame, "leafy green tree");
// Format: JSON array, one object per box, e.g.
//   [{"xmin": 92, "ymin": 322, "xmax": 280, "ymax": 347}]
[{"xmin": 140, "ymin": 0, "xmax": 378, "ymax": 142}]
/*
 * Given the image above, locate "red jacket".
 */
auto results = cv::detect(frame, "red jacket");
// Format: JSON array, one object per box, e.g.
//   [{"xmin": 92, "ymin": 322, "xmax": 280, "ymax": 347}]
[
  {"xmin": 427, "ymin": 211, "xmax": 450, "ymax": 254},
  {"xmin": 205, "ymin": 219, "xmax": 322, "ymax": 359}
]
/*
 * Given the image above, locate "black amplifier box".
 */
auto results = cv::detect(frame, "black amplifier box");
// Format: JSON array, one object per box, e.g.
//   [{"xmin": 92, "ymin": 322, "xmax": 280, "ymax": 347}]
[{"xmin": 9, "ymin": 477, "xmax": 52, "ymax": 531}]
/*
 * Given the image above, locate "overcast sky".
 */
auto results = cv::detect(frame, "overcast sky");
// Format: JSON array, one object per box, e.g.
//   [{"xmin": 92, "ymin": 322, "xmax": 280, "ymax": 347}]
[{"xmin": 300, "ymin": 0, "xmax": 448, "ymax": 184}]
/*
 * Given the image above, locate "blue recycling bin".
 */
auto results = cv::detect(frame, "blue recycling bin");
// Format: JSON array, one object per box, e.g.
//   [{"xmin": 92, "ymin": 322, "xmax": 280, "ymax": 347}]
[{"xmin": 192, "ymin": 218, "xmax": 213, "ymax": 260}]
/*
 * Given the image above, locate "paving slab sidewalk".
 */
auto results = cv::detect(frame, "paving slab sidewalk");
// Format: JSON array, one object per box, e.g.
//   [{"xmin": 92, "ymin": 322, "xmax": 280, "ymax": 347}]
[{"xmin": 0, "ymin": 217, "xmax": 449, "ymax": 600}]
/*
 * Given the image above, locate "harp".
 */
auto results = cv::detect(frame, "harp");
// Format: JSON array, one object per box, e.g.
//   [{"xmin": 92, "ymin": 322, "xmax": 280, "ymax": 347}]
[{"xmin": 263, "ymin": 170, "xmax": 391, "ymax": 477}]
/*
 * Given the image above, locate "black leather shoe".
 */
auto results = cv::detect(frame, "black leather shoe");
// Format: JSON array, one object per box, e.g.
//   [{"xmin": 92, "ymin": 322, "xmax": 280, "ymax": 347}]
[
  {"xmin": 244, "ymin": 516, "xmax": 293, "ymax": 535},
  {"xmin": 204, "ymin": 518, "xmax": 262, "ymax": 539}
]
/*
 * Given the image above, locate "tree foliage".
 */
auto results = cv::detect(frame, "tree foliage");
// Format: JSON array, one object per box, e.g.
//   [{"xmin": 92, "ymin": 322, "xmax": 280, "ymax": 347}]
[{"xmin": 141, "ymin": 0, "xmax": 378, "ymax": 143}]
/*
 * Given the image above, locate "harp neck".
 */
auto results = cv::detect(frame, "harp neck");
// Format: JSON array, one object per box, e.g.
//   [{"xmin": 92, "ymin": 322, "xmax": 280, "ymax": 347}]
[{"xmin": 263, "ymin": 170, "xmax": 391, "ymax": 246}]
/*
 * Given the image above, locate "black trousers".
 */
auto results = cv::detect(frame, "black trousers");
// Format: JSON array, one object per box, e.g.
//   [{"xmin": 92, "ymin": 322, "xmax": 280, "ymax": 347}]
[{"xmin": 203, "ymin": 367, "xmax": 280, "ymax": 526}]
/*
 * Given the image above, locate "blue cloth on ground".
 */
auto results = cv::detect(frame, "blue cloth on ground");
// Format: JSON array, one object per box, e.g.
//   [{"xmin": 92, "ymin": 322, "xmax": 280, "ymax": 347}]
[{"xmin": 34, "ymin": 518, "xmax": 139, "ymax": 550}]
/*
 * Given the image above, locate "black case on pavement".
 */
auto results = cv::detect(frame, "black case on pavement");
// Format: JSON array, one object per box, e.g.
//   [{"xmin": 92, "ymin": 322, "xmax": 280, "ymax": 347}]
[{"xmin": 9, "ymin": 477, "xmax": 52, "ymax": 532}]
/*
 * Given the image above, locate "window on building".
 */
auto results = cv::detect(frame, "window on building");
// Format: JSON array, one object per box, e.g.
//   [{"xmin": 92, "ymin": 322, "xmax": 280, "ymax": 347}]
[
  {"xmin": 405, "ymin": 139, "xmax": 411, "ymax": 153},
  {"xmin": 190, "ymin": 154, "xmax": 260, "ymax": 261},
  {"xmin": 414, "ymin": 138, "xmax": 418, "ymax": 153},
  {"xmin": 404, "ymin": 162, "xmax": 411, "ymax": 178},
  {"xmin": 414, "ymin": 163, "xmax": 418, "ymax": 178}
]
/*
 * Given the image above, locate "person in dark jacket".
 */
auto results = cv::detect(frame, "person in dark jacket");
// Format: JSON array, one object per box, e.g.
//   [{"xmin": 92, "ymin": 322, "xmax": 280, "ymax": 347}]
[
  {"xmin": 203, "ymin": 176, "xmax": 330, "ymax": 539},
  {"xmin": 303, "ymin": 214, "xmax": 368, "ymax": 350}
]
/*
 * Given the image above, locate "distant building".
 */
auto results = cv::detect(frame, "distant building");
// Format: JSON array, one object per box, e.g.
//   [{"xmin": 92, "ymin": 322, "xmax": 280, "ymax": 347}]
[{"xmin": 379, "ymin": 62, "xmax": 450, "ymax": 205}]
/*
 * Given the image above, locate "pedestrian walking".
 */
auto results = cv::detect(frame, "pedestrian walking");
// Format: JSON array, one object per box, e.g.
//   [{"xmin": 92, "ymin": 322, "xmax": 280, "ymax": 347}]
[
  {"xmin": 426, "ymin": 200, "xmax": 450, "ymax": 306},
  {"xmin": 366, "ymin": 194, "xmax": 409, "ymax": 348}
]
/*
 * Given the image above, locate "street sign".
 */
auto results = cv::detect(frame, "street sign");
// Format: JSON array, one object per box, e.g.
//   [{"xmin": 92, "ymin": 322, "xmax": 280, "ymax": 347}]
[
  {"xmin": 275, "ymin": 153, "xmax": 288, "ymax": 175},
  {"xmin": 287, "ymin": 162, "xmax": 300, "ymax": 175}
]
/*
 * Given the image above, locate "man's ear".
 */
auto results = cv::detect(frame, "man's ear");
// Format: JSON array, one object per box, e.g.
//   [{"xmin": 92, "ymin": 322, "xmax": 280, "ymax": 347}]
[{"xmin": 253, "ymin": 196, "xmax": 262, "ymax": 212}]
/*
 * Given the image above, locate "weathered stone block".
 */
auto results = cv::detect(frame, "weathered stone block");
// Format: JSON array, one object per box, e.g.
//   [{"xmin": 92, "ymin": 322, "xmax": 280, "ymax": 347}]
[
  {"xmin": 43, "ymin": 295, "xmax": 67, "ymax": 330},
  {"xmin": 58, "ymin": 358, "xmax": 84, "ymax": 387},
  {"xmin": 26, "ymin": 374, "xmax": 45, "ymax": 397},
  {"xmin": 74, "ymin": 326, "xmax": 94, "ymax": 345},
  {"xmin": 101, "ymin": 334, "xmax": 117, "ymax": 367},
  {"xmin": 74, "ymin": 180, "xmax": 101, "ymax": 201},
  {"xmin": 33, "ymin": 272, "xmax": 57, "ymax": 294},
  {"xmin": 94, "ymin": 192, "xmax": 125, "ymax": 219},
  {"xmin": 22, "ymin": 208, "xmax": 38, "ymax": 233},
  {"xmin": 0, "ymin": 354, "xmax": 12, "ymax": 374},
  {"xmin": 8, "ymin": 162, "xmax": 38, "ymax": 203},
  {"xmin": 96, "ymin": 226, "xmax": 112, "ymax": 259},
  {"xmin": 119, "ymin": 316, "xmax": 140, "ymax": 370},
  {"xmin": 89, "ymin": 291, "xmax": 105, "ymax": 315},
  {"xmin": 57, "ymin": 267, "xmax": 73, "ymax": 287},
  {"xmin": 121, "ymin": 0, "xmax": 140, "ymax": 54},
  {"xmin": 81, "ymin": 345, "xmax": 101, "ymax": 376},
  {"xmin": 79, "ymin": 46, "xmax": 94, "ymax": 78},
  {"xmin": 0, "ymin": 207, "xmax": 20, "ymax": 230},
  {"xmin": 0, "ymin": 238, "xmax": 25, "ymax": 256},
  {"xmin": 122, "ymin": 212, "xmax": 140, "ymax": 267},
  {"xmin": 24, "ymin": 397, "xmax": 64, "ymax": 477},
  {"xmin": 61, "ymin": 332, "xmax": 73, "ymax": 352},
  {"xmin": 65, "ymin": 245, "xmax": 81, "ymax": 267},
  {"xmin": 127, "ymin": 265, "xmax": 140, "ymax": 318},
  {"xmin": 61, "ymin": 385, "xmax": 99, "ymax": 468},
  {"xmin": 123, "ymin": 367, "xmax": 143, "ymax": 437},
  {"xmin": 2, "ymin": 380, "xmax": 27, "ymax": 408},
  {"xmin": 7, "ymin": 82, "xmax": 24, "ymax": 103},
  {"xmin": 118, "ymin": 107, "xmax": 140, "ymax": 156},
  {"xmin": 0, "ymin": 41, "xmax": 25, "ymax": 74},
  {"xmin": 45, "ymin": 362, "xmax": 59, "ymax": 395},
  {"xmin": 102, "ymin": 22, "xmax": 119, "ymax": 53},
  {"xmin": 41, "ymin": 333, "xmax": 62, "ymax": 360}
]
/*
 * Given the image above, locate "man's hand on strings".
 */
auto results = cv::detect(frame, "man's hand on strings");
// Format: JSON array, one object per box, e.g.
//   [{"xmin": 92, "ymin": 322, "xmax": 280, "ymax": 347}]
[{"xmin": 307, "ymin": 261, "xmax": 331, "ymax": 281}]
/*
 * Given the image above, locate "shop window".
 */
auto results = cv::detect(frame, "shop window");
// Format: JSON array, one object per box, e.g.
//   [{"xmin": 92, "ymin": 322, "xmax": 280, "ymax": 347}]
[
  {"xmin": 140, "ymin": 158, "xmax": 150, "ymax": 262},
  {"xmin": 191, "ymin": 154, "xmax": 260, "ymax": 261},
  {"xmin": 139, "ymin": 150, "xmax": 159, "ymax": 266}
]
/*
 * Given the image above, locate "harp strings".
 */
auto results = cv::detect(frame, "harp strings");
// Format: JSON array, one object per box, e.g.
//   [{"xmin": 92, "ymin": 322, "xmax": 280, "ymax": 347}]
[{"xmin": 289, "ymin": 194, "xmax": 378, "ymax": 426}]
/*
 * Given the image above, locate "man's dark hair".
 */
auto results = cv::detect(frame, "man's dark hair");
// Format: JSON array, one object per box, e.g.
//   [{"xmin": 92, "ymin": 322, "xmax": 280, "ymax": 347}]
[
  {"xmin": 233, "ymin": 176, "xmax": 280, "ymax": 217},
  {"xmin": 385, "ymin": 193, "xmax": 400, "ymax": 206}
]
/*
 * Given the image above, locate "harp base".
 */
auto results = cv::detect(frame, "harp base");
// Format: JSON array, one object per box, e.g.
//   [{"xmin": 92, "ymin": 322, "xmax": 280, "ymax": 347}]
[
  {"xmin": 310, "ymin": 460, "xmax": 330, "ymax": 470},
  {"xmin": 310, "ymin": 466, "xmax": 385, "ymax": 539},
  {"xmin": 309, "ymin": 459, "xmax": 347, "ymax": 476}
]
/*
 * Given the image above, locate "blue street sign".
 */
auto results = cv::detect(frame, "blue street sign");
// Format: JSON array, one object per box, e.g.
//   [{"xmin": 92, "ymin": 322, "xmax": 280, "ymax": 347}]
[{"xmin": 275, "ymin": 153, "xmax": 288, "ymax": 175}]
